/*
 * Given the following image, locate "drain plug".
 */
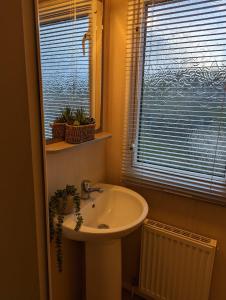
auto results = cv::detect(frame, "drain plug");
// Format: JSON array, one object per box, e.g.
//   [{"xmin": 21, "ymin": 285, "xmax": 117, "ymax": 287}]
[{"xmin": 97, "ymin": 224, "xmax": 110, "ymax": 229}]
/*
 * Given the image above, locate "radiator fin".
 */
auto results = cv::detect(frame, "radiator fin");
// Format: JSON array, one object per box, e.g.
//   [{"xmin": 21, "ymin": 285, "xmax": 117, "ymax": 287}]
[{"xmin": 140, "ymin": 219, "xmax": 217, "ymax": 300}]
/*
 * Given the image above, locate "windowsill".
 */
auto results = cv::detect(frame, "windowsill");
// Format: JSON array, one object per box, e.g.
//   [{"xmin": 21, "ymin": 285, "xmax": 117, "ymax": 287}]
[{"xmin": 46, "ymin": 132, "xmax": 112, "ymax": 154}]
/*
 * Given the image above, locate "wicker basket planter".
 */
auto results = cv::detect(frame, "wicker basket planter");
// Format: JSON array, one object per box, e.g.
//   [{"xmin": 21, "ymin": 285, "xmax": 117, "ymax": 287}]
[
  {"xmin": 51, "ymin": 123, "xmax": 66, "ymax": 140},
  {"xmin": 65, "ymin": 123, "xmax": 95, "ymax": 144}
]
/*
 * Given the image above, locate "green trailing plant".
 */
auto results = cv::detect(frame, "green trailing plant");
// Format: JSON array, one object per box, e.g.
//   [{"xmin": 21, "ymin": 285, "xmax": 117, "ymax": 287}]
[{"xmin": 49, "ymin": 185, "xmax": 83, "ymax": 272}]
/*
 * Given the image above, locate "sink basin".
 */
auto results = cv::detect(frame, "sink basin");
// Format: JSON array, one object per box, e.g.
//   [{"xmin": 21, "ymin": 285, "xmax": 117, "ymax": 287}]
[
  {"xmin": 62, "ymin": 183, "xmax": 148, "ymax": 241},
  {"xmin": 62, "ymin": 183, "xmax": 148, "ymax": 300}
]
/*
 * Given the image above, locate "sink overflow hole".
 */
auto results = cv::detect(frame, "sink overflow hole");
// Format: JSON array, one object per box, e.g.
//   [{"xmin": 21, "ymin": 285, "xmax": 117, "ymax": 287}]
[{"xmin": 98, "ymin": 224, "xmax": 110, "ymax": 229}]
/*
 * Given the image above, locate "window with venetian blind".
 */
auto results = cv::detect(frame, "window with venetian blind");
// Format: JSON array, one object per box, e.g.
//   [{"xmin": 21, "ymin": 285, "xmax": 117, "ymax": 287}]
[
  {"xmin": 38, "ymin": 0, "xmax": 102, "ymax": 139},
  {"xmin": 122, "ymin": 0, "xmax": 226, "ymax": 204}
]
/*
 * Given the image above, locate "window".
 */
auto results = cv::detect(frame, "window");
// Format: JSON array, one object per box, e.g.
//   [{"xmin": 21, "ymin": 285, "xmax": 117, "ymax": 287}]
[
  {"xmin": 37, "ymin": 0, "xmax": 103, "ymax": 139},
  {"xmin": 123, "ymin": 0, "xmax": 226, "ymax": 204}
]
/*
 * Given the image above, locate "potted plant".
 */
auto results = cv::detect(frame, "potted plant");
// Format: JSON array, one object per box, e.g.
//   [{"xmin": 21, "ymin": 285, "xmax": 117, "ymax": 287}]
[
  {"xmin": 65, "ymin": 108, "xmax": 96, "ymax": 144},
  {"xmin": 51, "ymin": 107, "xmax": 75, "ymax": 140},
  {"xmin": 49, "ymin": 185, "xmax": 83, "ymax": 272}
]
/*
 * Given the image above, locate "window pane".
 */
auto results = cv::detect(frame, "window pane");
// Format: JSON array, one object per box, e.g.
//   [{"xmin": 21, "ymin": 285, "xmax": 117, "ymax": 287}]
[
  {"xmin": 138, "ymin": 0, "xmax": 226, "ymax": 178},
  {"xmin": 39, "ymin": 17, "xmax": 90, "ymax": 139}
]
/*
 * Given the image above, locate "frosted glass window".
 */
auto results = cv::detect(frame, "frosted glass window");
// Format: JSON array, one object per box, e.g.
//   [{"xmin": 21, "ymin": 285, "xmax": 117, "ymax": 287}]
[
  {"xmin": 123, "ymin": 0, "xmax": 226, "ymax": 203},
  {"xmin": 39, "ymin": 17, "xmax": 90, "ymax": 139},
  {"xmin": 138, "ymin": 1, "xmax": 226, "ymax": 177}
]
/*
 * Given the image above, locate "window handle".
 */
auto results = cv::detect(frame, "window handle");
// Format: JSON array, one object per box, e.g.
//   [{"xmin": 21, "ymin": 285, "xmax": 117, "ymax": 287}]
[
  {"xmin": 82, "ymin": 31, "xmax": 91, "ymax": 56},
  {"xmin": 130, "ymin": 143, "xmax": 136, "ymax": 151}
]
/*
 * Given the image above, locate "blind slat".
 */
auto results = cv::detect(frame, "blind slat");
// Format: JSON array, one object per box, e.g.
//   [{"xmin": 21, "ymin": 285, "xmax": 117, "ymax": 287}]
[
  {"xmin": 38, "ymin": 0, "xmax": 93, "ymax": 138},
  {"xmin": 122, "ymin": 0, "xmax": 226, "ymax": 203}
]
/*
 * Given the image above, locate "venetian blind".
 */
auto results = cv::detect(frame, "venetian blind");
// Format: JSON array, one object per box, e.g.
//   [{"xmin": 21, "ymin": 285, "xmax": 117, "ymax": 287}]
[
  {"xmin": 122, "ymin": 0, "xmax": 226, "ymax": 204},
  {"xmin": 38, "ymin": 0, "xmax": 93, "ymax": 138}
]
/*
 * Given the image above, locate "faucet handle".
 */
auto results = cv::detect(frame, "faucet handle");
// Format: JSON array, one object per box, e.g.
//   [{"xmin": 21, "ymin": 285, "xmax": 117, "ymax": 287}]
[
  {"xmin": 81, "ymin": 180, "xmax": 104, "ymax": 200},
  {"xmin": 81, "ymin": 179, "xmax": 91, "ymax": 192}
]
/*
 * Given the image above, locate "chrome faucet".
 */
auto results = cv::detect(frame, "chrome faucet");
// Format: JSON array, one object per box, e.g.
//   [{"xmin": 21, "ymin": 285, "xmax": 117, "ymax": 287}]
[{"xmin": 81, "ymin": 180, "xmax": 104, "ymax": 200}]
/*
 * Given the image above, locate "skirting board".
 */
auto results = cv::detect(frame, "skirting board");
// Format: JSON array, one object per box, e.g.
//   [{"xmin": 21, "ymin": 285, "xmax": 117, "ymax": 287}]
[{"xmin": 123, "ymin": 282, "xmax": 153, "ymax": 300}]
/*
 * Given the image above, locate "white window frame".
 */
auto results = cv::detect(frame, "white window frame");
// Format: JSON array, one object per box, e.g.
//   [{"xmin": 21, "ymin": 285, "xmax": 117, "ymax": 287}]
[
  {"xmin": 36, "ymin": 0, "xmax": 103, "ymax": 140},
  {"xmin": 123, "ymin": 0, "xmax": 226, "ymax": 204}
]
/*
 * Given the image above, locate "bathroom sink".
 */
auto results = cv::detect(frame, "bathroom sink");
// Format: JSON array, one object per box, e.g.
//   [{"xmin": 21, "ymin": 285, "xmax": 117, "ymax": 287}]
[
  {"xmin": 62, "ymin": 183, "xmax": 148, "ymax": 300},
  {"xmin": 62, "ymin": 183, "xmax": 148, "ymax": 241}
]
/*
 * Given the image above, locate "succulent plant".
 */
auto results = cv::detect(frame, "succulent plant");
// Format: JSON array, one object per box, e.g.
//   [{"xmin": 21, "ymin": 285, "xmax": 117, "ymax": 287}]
[
  {"xmin": 62, "ymin": 106, "xmax": 75, "ymax": 124},
  {"xmin": 73, "ymin": 120, "xmax": 80, "ymax": 126},
  {"xmin": 54, "ymin": 106, "xmax": 95, "ymax": 127},
  {"xmin": 49, "ymin": 184, "xmax": 83, "ymax": 272},
  {"xmin": 54, "ymin": 115, "xmax": 66, "ymax": 123},
  {"xmin": 54, "ymin": 106, "xmax": 75, "ymax": 125},
  {"xmin": 73, "ymin": 108, "xmax": 87, "ymax": 125},
  {"xmin": 73, "ymin": 108, "xmax": 95, "ymax": 125}
]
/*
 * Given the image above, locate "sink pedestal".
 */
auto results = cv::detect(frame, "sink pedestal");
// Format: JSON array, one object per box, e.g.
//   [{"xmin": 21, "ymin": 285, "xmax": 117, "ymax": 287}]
[
  {"xmin": 86, "ymin": 239, "xmax": 121, "ymax": 300},
  {"xmin": 62, "ymin": 184, "xmax": 148, "ymax": 299}
]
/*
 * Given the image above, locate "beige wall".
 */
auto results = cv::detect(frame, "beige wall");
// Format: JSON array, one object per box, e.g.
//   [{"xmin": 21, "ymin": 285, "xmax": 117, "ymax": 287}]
[
  {"xmin": 104, "ymin": 1, "xmax": 226, "ymax": 300},
  {"xmin": 44, "ymin": 0, "xmax": 226, "ymax": 299},
  {"xmin": 47, "ymin": 142, "xmax": 106, "ymax": 195},
  {"xmin": 0, "ymin": 1, "xmax": 48, "ymax": 299},
  {"xmin": 46, "ymin": 141, "xmax": 107, "ymax": 300}
]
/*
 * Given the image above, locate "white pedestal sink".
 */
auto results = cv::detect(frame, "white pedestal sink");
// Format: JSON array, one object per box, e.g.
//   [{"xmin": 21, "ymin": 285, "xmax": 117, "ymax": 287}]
[{"xmin": 62, "ymin": 184, "xmax": 148, "ymax": 300}]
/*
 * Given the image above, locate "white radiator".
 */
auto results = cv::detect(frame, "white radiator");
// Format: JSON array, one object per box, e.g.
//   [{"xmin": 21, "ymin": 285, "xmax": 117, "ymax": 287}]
[{"xmin": 140, "ymin": 219, "xmax": 217, "ymax": 300}]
